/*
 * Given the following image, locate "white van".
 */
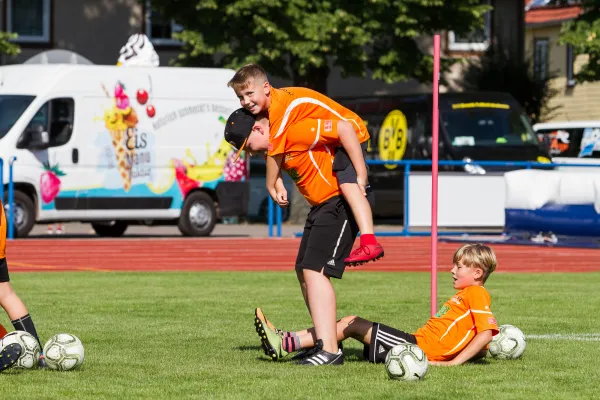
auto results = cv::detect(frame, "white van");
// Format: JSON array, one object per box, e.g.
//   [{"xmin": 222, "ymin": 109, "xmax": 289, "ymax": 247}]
[{"xmin": 0, "ymin": 64, "xmax": 249, "ymax": 237}]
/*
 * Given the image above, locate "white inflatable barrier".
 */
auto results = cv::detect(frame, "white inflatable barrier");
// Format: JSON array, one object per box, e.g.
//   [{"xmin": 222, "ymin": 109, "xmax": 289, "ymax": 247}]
[{"xmin": 504, "ymin": 169, "xmax": 600, "ymax": 236}]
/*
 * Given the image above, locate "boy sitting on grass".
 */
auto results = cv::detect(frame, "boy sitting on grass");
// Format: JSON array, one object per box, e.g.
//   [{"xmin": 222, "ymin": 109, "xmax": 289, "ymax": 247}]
[{"xmin": 255, "ymin": 243, "xmax": 499, "ymax": 366}]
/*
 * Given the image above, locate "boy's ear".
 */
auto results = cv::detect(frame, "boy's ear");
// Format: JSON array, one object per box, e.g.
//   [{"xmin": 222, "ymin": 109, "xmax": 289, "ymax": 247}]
[
  {"xmin": 263, "ymin": 81, "xmax": 271, "ymax": 95},
  {"xmin": 474, "ymin": 267, "xmax": 484, "ymax": 280}
]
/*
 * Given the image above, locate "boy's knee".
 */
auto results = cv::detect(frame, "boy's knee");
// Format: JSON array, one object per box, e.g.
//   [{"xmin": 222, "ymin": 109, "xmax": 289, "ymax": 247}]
[
  {"xmin": 0, "ymin": 282, "xmax": 14, "ymax": 298},
  {"xmin": 340, "ymin": 315, "xmax": 358, "ymax": 325}
]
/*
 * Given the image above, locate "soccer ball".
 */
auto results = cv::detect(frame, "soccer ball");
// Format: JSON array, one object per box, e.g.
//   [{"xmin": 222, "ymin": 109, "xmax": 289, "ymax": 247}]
[
  {"xmin": 489, "ymin": 324, "xmax": 526, "ymax": 360},
  {"xmin": 0, "ymin": 330, "xmax": 41, "ymax": 369},
  {"xmin": 43, "ymin": 333, "xmax": 85, "ymax": 371},
  {"xmin": 384, "ymin": 343, "xmax": 428, "ymax": 381}
]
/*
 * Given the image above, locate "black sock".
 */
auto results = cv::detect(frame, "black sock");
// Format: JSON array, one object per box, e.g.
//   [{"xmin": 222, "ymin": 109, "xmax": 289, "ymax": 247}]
[{"xmin": 11, "ymin": 314, "xmax": 42, "ymax": 353}]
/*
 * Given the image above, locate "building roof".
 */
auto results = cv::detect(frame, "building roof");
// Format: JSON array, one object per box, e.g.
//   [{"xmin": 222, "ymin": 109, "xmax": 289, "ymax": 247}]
[{"xmin": 525, "ymin": 2, "xmax": 582, "ymax": 26}]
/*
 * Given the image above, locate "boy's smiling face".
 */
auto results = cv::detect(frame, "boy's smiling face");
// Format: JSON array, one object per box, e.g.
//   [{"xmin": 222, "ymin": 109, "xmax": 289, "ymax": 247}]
[
  {"xmin": 235, "ymin": 78, "xmax": 270, "ymax": 115},
  {"xmin": 451, "ymin": 260, "xmax": 483, "ymax": 290}
]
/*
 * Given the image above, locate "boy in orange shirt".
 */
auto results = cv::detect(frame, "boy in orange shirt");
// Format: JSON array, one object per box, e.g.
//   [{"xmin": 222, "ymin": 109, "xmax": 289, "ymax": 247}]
[
  {"xmin": 254, "ymin": 243, "xmax": 499, "ymax": 366},
  {"xmin": 0, "ymin": 202, "xmax": 46, "ymax": 368},
  {"xmin": 225, "ymin": 109, "xmax": 375, "ymax": 365},
  {"xmin": 227, "ymin": 64, "xmax": 383, "ymax": 266}
]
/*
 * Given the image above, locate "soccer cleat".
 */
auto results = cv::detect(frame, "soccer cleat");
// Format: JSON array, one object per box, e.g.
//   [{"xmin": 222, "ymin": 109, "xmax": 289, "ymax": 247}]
[
  {"xmin": 291, "ymin": 340, "xmax": 343, "ymax": 361},
  {"xmin": 0, "ymin": 343, "xmax": 22, "ymax": 372},
  {"xmin": 254, "ymin": 310, "xmax": 288, "ymax": 361},
  {"xmin": 344, "ymin": 243, "xmax": 385, "ymax": 266},
  {"xmin": 297, "ymin": 340, "xmax": 344, "ymax": 366},
  {"xmin": 254, "ymin": 308, "xmax": 285, "ymax": 337}
]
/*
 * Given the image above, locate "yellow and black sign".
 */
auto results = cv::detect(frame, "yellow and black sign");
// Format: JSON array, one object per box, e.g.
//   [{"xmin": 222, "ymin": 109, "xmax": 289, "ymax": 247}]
[
  {"xmin": 378, "ymin": 110, "xmax": 407, "ymax": 170},
  {"xmin": 451, "ymin": 102, "xmax": 510, "ymax": 110}
]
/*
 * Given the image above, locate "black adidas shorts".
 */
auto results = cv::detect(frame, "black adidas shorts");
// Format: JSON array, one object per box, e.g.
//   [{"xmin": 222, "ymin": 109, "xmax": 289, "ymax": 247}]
[
  {"xmin": 332, "ymin": 141, "xmax": 369, "ymax": 185},
  {"xmin": 295, "ymin": 195, "xmax": 366, "ymax": 279},
  {"xmin": 363, "ymin": 322, "xmax": 418, "ymax": 363},
  {"xmin": 0, "ymin": 258, "xmax": 9, "ymax": 283}
]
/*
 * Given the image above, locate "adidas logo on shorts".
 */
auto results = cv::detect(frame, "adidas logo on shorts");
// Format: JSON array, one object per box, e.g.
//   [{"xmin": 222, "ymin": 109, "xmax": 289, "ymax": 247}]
[
  {"xmin": 379, "ymin": 345, "xmax": 386, "ymax": 354},
  {"xmin": 327, "ymin": 259, "xmax": 336, "ymax": 266}
]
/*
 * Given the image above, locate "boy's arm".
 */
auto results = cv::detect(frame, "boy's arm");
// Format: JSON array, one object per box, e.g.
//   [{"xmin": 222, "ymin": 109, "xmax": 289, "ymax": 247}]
[
  {"xmin": 429, "ymin": 330, "xmax": 493, "ymax": 366},
  {"xmin": 337, "ymin": 120, "xmax": 368, "ymax": 195},
  {"xmin": 266, "ymin": 154, "xmax": 286, "ymax": 204}
]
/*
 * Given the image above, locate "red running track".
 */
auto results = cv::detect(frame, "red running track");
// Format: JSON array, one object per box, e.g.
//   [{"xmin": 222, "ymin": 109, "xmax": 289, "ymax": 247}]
[{"xmin": 6, "ymin": 237, "xmax": 600, "ymax": 274}]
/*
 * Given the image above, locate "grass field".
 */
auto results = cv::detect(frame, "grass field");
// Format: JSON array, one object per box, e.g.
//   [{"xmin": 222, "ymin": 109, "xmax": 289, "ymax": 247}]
[{"xmin": 2, "ymin": 271, "xmax": 600, "ymax": 399}]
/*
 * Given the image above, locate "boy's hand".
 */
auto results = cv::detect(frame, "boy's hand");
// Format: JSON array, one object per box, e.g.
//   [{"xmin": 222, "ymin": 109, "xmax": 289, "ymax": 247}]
[
  {"xmin": 357, "ymin": 175, "xmax": 368, "ymax": 196},
  {"xmin": 276, "ymin": 190, "xmax": 289, "ymax": 208}
]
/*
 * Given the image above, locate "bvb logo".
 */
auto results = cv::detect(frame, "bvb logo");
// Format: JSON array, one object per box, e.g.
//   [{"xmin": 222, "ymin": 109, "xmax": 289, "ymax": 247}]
[{"xmin": 378, "ymin": 110, "xmax": 407, "ymax": 170}]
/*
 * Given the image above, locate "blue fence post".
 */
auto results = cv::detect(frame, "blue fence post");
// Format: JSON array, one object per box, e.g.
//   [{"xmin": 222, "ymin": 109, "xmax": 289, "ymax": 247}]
[
  {"xmin": 8, "ymin": 156, "xmax": 16, "ymax": 240},
  {"xmin": 268, "ymin": 196, "xmax": 274, "ymax": 237},
  {"xmin": 276, "ymin": 204, "xmax": 282, "ymax": 237},
  {"xmin": 403, "ymin": 162, "xmax": 410, "ymax": 236}
]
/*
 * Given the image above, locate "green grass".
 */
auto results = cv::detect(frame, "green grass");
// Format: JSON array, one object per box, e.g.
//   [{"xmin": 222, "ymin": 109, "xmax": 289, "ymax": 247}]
[{"xmin": 2, "ymin": 271, "xmax": 600, "ymax": 399}]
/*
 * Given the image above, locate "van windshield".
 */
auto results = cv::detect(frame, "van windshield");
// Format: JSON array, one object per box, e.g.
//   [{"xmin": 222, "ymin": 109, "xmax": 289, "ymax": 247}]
[
  {"xmin": 442, "ymin": 108, "xmax": 538, "ymax": 147},
  {"xmin": 0, "ymin": 95, "xmax": 35, "ymax": 139}
]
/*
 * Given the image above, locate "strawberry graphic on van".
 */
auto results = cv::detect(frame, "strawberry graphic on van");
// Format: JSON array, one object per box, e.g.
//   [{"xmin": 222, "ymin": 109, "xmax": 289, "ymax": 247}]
[
  {"xmin": 172, "ymin": 159, "xmax": 200, "ymax": 197},
  {"xmin": 40, "ymin": 162, "xmax": 66, "ymax": 204}
]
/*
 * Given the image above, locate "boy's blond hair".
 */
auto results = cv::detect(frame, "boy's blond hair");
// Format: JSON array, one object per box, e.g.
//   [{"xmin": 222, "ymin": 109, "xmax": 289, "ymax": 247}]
[
  {"xmin": 227, "ymin": 64, "xmax": 268, "ymax": 92},
  {"xmin": 453, "ymin": 244, "xmax": 497, "ymax": 283}
]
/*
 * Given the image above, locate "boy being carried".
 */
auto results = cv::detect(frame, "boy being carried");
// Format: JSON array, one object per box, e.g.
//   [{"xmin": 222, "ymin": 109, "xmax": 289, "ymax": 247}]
[
  {"xmin": 227, "ymin": 64, "xmax": 383, "ymax": 266},
  {"xmin": 254, "ymin": 243, "xmax": 499, "ymax": 366}
]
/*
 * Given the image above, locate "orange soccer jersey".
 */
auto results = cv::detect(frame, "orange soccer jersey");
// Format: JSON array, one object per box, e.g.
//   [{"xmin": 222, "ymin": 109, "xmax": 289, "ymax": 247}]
[
  {"xmin": 279, "ymin": 119, "xmax": 345, "ymax": 206},
  {"xmin": 267, "ymin": 87, "xmax": 370, "ymax": 157},
  {"xmin": 413, "ymin": 286, "xmax": 499, "ymax": 361}
]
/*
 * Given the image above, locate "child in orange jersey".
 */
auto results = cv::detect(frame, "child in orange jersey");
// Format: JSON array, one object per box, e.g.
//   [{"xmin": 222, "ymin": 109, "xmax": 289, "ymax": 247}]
[
  {"xmin": 0, "ymin": 202, "xmax": 46, "ymax": 368},
  {"xmin": 226, "ymin": 64, "xmax": 384, "ymax": 266},
  {"xmin": 225, "ymin": 110, "xmax": 377, "ymax": 365},
  {"xmin": 254, "ymin": 243, "xmax": 499, "ymax": 366}
]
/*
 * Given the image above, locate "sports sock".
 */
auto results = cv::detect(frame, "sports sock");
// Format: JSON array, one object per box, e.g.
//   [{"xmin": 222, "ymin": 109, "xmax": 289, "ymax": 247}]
[
  {"xmin": 282, "ymin": 334, "xmax": 301, "ymax": 353},
  {"xmin": 11, "ymin": 314, "xmax": 42, "ymax": 351},
  {"xmin": 360, "ymin": 234, "xmax": 378, "ymax": 247}
]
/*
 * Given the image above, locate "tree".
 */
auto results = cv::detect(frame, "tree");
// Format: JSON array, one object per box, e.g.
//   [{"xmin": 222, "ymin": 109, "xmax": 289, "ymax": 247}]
[
  {"xmin": 147, "ymin": 0, "xmax": 491, "ymax": 223},
  {"xmin": 147, "ymin": 0, "xmax": 490, "ymax": 93},
  {"xmin": 0, "ymin": 32, "xmax": 20, "ymax": 57},
  {"xmin": 559, "ymin": 0, "xmax": 600, "ymax": 83},
  {"xmin": 462, "ymin": 46, "xmax": 560, "ymax": 123}
]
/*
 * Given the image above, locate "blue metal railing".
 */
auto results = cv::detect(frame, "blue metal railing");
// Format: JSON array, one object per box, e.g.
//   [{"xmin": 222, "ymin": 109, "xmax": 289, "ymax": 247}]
[
  {"xmin": 0, "ymin": 157, "xmax": 17, "ymax": 240},
  {"xmin": 267, "ymin": 159, "xmax": 600, "ymax": 237}
]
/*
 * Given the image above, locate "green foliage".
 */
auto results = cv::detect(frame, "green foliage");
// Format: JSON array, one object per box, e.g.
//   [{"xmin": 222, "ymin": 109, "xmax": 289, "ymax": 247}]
[
  {"xmin": 147, "ymin": 0, "xmax": 491, "ymax": 90},
  {"xmin": 0, "ymin": 31, "xmax": 20, "ymax": 56},
  {"xmin": 559, "ymin": 0, "xmax": 600, "ymax": 83}
]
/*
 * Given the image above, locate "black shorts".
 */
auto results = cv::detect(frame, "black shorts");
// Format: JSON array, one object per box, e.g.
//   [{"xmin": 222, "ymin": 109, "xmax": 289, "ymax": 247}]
[
  {"xmin": 332, "ymin": 141, "xmax": 369, "ymax": 185},
  {"xmin": 0, "ymin": 258, "xmax": 9, "ymax": 283},
  {"xmin": 295, "ymin": 195, "xmax": 366, "ymax": 279},
  {"xmin": 363, "ymin": 322, "xmax": 418, "ymax": 363}
]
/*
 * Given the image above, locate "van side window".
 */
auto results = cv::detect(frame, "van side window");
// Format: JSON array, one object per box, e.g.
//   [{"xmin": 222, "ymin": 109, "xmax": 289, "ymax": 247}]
[{"xmin": 26, "ymin": 98, "xmax": 75, "ymax": 148}]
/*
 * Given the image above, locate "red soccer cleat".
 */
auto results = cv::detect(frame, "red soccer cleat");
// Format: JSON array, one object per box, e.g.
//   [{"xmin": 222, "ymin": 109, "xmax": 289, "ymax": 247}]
[{"xmin": 344, "ymin": 243, "xmax": 385, "ymax": 266}]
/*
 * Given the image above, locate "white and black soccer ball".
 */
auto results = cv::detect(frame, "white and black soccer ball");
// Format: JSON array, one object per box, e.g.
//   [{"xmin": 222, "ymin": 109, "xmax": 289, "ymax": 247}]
[
  {"xmin": 489, "ymin": 324, "xmax": 526, "ymax": 360},
  {"xmin": 43, "ymin": 333, "xmax": 85, "ymax": 371},
  {"xmin": 0, "ymin": 330, "xmax": 41, "ymax": 369},
  {"xmin": 384, "ymin": 343, "xmax": 428, "ymax": 381}
]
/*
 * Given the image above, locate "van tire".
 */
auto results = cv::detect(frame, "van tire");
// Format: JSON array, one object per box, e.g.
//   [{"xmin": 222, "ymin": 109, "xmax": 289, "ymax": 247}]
[
  {"xmin": 4, "ymin": 190, "xmax": 35, "ymax": 238},
  {"xmin": 91, "ymin": 221, "xmax": 128, "ymax": 237},
  {"xmin": 178, "ymin": 191, "xmax": 216, "ymax": 237}
]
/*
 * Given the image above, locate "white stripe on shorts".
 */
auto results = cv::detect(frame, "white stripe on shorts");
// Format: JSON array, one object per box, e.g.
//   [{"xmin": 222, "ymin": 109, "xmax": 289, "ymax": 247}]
[{"xmin": 331, "ymin": 219, "xmax": 348, "ymax": 258}]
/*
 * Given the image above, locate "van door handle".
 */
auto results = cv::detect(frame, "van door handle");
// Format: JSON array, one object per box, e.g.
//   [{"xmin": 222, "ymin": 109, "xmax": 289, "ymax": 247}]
[{"xmin": 72, "ymin": 148, "xmax": 79, "ymax": 164}]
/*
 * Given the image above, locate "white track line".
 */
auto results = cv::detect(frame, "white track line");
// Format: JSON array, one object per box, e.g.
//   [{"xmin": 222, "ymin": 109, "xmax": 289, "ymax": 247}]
[{"xmin": 527, "ymin": 333, "xmax": 600, "ymax": 341}]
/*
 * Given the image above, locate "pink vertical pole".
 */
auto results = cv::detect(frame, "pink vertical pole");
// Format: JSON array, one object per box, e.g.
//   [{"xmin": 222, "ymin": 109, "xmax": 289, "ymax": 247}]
[{"xmin": 431, "ymin": 34, "xmax": 440, "ymax": 317}]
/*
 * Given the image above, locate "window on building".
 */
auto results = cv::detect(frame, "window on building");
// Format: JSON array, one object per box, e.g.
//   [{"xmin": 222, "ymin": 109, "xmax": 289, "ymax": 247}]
[
  {"xmin": 145, "ymin": 1, "xmax": 183, "ymax": 45},
  {"xmin": 448, "ymin": 1, "xmax": 491, "ymax": 52},
  {"xmin": 534, "ymin": 38, "xmax": 549, "ymax": 81},
  {"xmin": 566, "ymin": 44, "xmax": 576, "ymax": 87},
  {"xmin": 6, "ymin": 0, "xmax": 51, "ymax": 43}
]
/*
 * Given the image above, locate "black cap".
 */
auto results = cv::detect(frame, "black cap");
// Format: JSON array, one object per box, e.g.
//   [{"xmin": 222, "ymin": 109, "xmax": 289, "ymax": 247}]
[{"xmin": 224, "ymin": 108, "xmax": 255, "ymax": 161}]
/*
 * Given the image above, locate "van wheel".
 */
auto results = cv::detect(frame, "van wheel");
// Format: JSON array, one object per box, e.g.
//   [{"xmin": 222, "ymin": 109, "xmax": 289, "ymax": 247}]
[
  {"xmin": 3, "ymin": 190, "xmax": 35, "ymax": 238},
  {"xmin": 178, "ymin": 191, "xmax": 216, "ymax": 237},
  {"xmin": 91, "ymin": 221, "xmax": 128, "ymax": 237}
]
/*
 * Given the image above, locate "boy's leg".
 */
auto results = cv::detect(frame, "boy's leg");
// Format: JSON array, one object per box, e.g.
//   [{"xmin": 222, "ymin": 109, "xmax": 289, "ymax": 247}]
[
  {"xmin": 333, "ymin": 143, "xmax": 384, "ymax": 266},
  {"xmin": 302, "ymin": 269, "xmax": 338, "ymax": 353}
]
